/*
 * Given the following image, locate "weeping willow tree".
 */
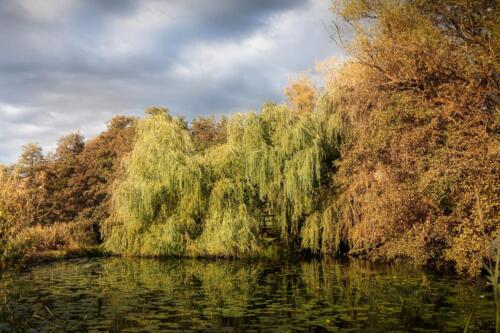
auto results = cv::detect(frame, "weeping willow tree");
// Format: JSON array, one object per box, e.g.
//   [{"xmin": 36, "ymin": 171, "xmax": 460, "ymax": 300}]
[
  {"xmin": 103, "ymin": 108, "xmax": 205, "ymax": 256},
  {"xmin": 104, "ymin": 103, "xmax": 342, "ymax": 257}
]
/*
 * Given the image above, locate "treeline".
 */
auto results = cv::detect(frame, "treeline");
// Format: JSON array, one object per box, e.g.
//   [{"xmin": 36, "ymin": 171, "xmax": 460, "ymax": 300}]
[
  {"xmin": 102, "ymin": 104, "xmax": 339, "ymax": 259},
  {"xmin": 0, "ymin": 116, "xmax": 136, "ymax": 265},
  {"xmin": 1, "ymin": 0, "xmax": 499, "ymax": 276}
]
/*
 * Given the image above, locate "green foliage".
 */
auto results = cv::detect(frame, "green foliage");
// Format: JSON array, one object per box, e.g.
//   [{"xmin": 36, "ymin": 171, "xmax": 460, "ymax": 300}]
[
  {"xmin": 104, "ymin": 109, "xmax": 204, "ymax": 256},
  {"xmin": 104, "ymin": 104, "xmax": 340, "ymax": 257},
  {"xmin": 301, "ymin": 204, "xmax": 342, "ymax": 255},
  {"xmin": 1, "ymin": 0, "xmax": 497, "ymax": 279},
  {"xmin": 193, "ymin": 179, "xmax": 259, "ymax": 257}
]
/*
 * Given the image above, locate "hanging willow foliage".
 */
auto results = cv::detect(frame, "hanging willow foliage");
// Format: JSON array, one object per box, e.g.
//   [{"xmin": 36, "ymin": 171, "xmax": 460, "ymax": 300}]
[
  {"xmin": 103, "ymin": 108, "xmax": 204, "ymax": 256},
  {"xmin": 104, "ymin": 103, "xmax": 342, "ymax": 257}
]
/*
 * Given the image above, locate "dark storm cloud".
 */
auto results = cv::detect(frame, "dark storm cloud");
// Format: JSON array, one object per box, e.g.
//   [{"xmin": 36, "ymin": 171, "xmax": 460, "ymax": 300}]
[{"xmin": 0, "ymin": 0, "xmax": 342, "ymax": 163}]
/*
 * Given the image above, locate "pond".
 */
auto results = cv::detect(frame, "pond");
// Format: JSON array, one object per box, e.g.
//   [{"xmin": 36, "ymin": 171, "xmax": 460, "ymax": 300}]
[{"xmin": 0, "ymin": 257, "xmax": 496, "ymax": 332}]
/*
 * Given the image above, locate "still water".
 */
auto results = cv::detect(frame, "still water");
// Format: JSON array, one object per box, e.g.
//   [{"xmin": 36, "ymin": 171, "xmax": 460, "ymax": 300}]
[{"xmin": 0, "ymin": 257, "xmax": 496, "ymax": 332}]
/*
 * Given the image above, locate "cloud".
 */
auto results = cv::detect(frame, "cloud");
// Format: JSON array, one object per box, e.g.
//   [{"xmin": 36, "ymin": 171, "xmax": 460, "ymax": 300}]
[{"xmin": 0, "ymin": 0, "xmax": 342, "ymax": 163}]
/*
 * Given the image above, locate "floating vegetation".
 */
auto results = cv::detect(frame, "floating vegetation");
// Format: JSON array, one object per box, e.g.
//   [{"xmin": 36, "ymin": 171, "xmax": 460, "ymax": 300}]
[{"xmin": 0, "ymin": 258, "xmax": 497, "ymax": 332}]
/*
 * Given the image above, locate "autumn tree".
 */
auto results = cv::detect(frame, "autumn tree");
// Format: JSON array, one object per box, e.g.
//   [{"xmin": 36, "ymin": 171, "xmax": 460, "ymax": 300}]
[
  {"xmin": 329, "ymin": 0, "xmax": 499, "ymax": 275},
  {"xmin": 146, "ymin": 106, "xmax": 170, "ymax": 117},
  {"xmin": 56, "ymin": 133, "xmax": 85, "ymax": 159},
  {"xmin": 0, "ymin": 166, "xmax": 23, "ymax": 266},
  {"xmin": 1, "ymin": 115, "xmax": 137, "ymax": 265},
  {"xmin": 32, "ymin": 133, "xmax": 85, "ymax": 224},
  {"xmin": 190, "ymin": 115, "xmax": 227, "ymax": 150},
  {"xmin": 18, "ymin": 143, "xmax": 44, "ymax": 178},
  {"xmin": 13, "ymin": 143, "xmax": 50, "ymax": 226},
  {"xmin": 75, "ymin": 115, "xmax": 136, "ymax": 240},
  {"xmin": 284, "ymin": 75, "xmax": 317, "ymax": 115}
]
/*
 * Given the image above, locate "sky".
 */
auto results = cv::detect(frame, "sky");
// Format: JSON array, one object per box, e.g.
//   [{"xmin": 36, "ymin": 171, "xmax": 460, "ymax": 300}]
[{"xmin": 0, "ymin": 0, "xmax": 343, "ymax": 163}]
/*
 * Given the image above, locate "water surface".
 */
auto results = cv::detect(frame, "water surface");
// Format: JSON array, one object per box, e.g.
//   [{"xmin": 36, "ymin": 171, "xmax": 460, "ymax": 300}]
[{"xmin": 0, "ymin": 257, "xmax": 496, "ymax": 332}]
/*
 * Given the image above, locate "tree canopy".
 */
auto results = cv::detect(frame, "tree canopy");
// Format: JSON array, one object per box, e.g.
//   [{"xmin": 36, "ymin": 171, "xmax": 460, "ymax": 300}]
[{"xmin": 1, "ymin": 0, "xmax": 498, "ymax": 276}]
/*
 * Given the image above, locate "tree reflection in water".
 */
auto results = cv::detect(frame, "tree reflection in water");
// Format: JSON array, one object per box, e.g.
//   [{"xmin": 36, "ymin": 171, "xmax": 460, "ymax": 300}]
[{"xmin": 0, "ymin": 258, "xmax": 496, "ymax": 332}]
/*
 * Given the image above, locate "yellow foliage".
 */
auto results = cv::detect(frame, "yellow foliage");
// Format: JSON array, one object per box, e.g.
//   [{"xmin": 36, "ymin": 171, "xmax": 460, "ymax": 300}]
[
  {"xmin": 104, "ymin": 104, "xmax": 340, "ymax": 257},
  {"xmin": 329, "ymin": 0, "xmax": 499, "ymax": 275},
  {"xmin": 284, "ymin": 75, "xmax": 317, "ymax": 115}
]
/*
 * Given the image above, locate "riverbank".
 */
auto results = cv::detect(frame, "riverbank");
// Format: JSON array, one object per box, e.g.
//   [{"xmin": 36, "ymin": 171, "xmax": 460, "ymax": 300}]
[
  {"xmin": 28, "ymin": 246, "xmax": 105, "ymax": 265},
  {"xmin": 1, "ymin": 245, "xmax": 105, "ymax": 271}
]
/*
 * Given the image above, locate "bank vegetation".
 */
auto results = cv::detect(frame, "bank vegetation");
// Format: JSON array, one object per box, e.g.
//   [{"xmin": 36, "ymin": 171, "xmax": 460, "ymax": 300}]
[{"xmin": 0, "ymin": 0, "xmax": 498, "ymax": 277}]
